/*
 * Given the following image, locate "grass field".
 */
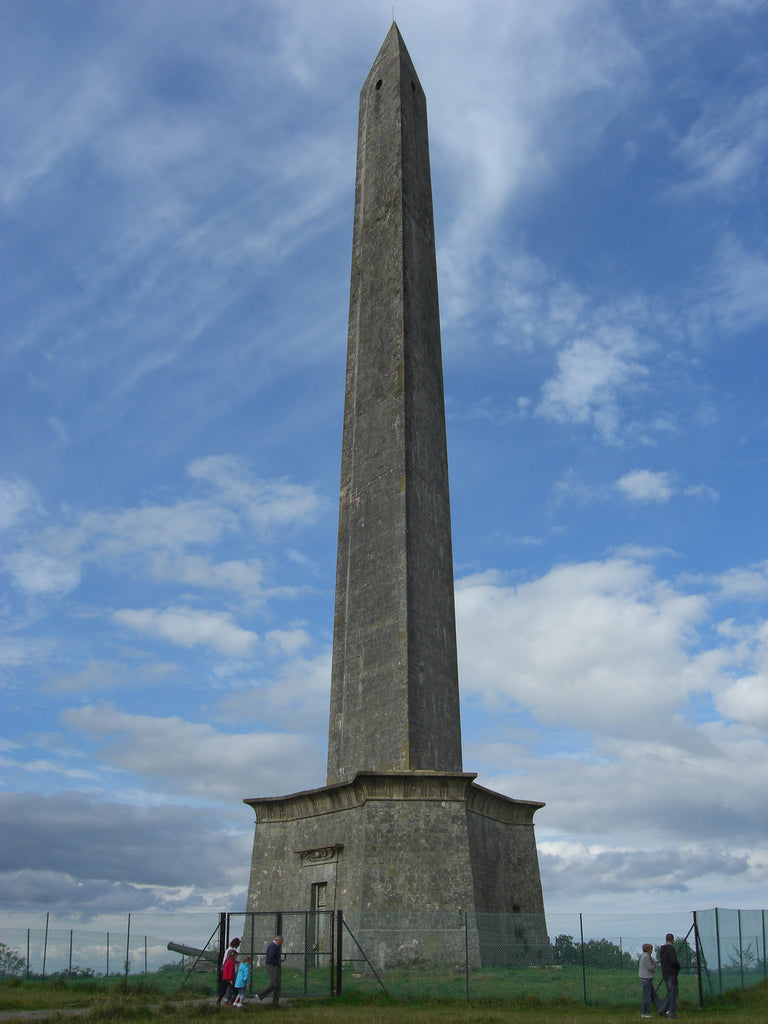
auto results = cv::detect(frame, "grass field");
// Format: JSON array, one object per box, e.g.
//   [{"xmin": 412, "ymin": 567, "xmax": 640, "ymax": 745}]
[
  {"xmin": 338, "ymin": 963, "xmax": 703, "ymax": 1004},
  {"xmin": 0, "ymin": 977, "xmax": 766, "ymax": 1024}
]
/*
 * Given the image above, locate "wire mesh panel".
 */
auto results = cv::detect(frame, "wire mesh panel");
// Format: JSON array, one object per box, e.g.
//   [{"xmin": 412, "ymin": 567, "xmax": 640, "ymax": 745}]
[
  {"xmin": 1, "ymin": 905, "xmax": 765, "ymax": 1004},
  {"xmin": 229, "ymin": 910, "xmax": 335, "ymax": 998},
  {"xmin": 337, "ymin": 910, "xmax": 705, "ymax": 1006},
  {"xmin": 696, "ymin": 908, "xmax": 767, "ymax": 996}
]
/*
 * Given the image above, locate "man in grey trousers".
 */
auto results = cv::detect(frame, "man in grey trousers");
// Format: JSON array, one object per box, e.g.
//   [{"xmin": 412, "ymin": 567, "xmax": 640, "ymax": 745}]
[{"xmin": 257, "ymin": 935, "xmax": 284, "ymax": 1007}]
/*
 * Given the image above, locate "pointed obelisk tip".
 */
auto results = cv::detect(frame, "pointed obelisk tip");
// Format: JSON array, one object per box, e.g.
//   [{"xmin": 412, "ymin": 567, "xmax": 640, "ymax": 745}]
[{"xmin": 371, "ymin": 19, "xmax": 415, "ymax": 76}]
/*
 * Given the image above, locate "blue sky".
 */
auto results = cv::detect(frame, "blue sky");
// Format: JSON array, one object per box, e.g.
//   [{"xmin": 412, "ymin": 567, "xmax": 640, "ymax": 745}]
[{"xmin": 1, "ymin": 0, "xmax": 767, "ymax": 925}]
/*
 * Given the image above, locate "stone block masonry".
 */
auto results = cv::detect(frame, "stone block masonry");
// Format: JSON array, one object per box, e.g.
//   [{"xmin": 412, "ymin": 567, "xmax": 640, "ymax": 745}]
[{"xmin": 245, "ymin": 24, "xmax": 548, "ymax": 966}]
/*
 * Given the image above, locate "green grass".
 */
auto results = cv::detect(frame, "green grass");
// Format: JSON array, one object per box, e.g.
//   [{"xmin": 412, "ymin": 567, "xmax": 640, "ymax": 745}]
[
  {"xmin": 288, "ymin": 963, "xmax": 703, "ymax": 1006},
  {"xmin": 0, "ymin": 974, "xmax": 212, "ymax": 1011},
  {"xmin": 0, "ymin": 978, "xmax": 766, "ymax": 1024}
]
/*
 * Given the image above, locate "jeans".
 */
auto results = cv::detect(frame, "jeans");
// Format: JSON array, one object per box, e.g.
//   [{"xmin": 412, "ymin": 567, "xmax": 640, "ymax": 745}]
[
  {"xmin": 660, "ymin": 974, "xmax": 679, "ymax": 1016},
  {"xmin": 641, "ymin": 978, "xmax": 662, "ymax": 1015}
]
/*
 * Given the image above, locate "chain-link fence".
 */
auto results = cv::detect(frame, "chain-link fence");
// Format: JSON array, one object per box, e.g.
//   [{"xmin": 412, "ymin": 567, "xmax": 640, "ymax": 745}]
[
  {"xmin": 0, "ymin": 914, "xmax": 201, "ymax": 980},
  {"xmin": 694, "ymin": 908, "xmax": 766, "ymax": 997},
  {"xmin": 2, "ymin": 907, "xmax": 765, "ymax": 1007},
  {"xmin": 336, "ymin": 910, "xmax": 699, "ymax": 1005}
]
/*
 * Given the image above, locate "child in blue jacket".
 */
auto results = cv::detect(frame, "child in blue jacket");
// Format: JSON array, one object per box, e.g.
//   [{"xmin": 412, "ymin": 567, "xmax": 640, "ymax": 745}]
[{"xmin": 232, "ymin": 957, "xmax": 251, "ymax": 1007}]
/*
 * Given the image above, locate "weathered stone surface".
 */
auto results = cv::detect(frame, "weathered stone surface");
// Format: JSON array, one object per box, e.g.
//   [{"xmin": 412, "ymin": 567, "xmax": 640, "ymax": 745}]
[
  {"xmin": 245, "ymin": 25, "xmax": 548, "ymax": 965},
  {"xmin": 327, "ymin": 23, "xmax": 462, "ymax": 785},
  {"xmin": 245, "ymin": 772, "xmax": 544, "ymax": 912}
]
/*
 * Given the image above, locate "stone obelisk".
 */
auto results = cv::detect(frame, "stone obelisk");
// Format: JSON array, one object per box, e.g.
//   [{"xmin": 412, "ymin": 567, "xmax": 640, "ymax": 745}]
[
  {"xmin": 327, "ymin": 22, "xmax": 462, "ymax": 785},
  {"xmin": 245, "ymin": 24, "xmax": 547, "ymax": 966}
]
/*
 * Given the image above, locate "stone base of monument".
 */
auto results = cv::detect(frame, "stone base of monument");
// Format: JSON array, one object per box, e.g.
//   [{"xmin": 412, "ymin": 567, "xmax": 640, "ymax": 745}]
[{"xmin": 245, "ymin": 771, "xmax": 549, "ymax": 968}]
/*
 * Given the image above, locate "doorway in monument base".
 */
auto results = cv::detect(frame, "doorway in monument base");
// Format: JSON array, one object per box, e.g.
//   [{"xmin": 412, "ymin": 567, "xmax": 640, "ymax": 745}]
[{"xmin": 309, "ymin": 881, "xmax": 329, "ymax": 968}]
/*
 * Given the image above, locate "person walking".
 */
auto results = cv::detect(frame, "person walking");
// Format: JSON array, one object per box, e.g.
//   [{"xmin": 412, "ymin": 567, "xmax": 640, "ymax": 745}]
[
  {"xmin": 639, "ymin": 942, "xmax": 663, "ymax": 1018},
  {"xmin": 216, "ymin": 937, "xmax": 240, "ymax": 1005},
  {"xmin": 232, "ymin": 957, "xmax": 251, "ymax": 1008},
  {"xmin": 658, "ymin": 933, "xmax": 681, "ymax": 1018},
  {"xmin": 257, "ymin": 935, "xmax": 284, "ymax": 1007}
]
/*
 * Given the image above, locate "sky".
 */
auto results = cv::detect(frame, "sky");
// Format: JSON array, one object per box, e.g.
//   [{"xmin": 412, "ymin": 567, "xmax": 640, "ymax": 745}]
[{"xmin": 1, "ymin": 0, "xmax": 767, "ymax": 932}]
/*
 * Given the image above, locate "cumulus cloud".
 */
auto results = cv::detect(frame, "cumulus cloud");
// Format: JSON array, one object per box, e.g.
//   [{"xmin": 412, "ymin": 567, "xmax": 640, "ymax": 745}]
[
  {"xmin": 455, "ymin": 558, "xmax": 710, "ymax": 732},
  {"xmin": 537, "ymin": 330, "xmax": 649, "ymax": 443},
  {"xmin": 187, "ymin": 455, "xmax": 329, "ymax": 532},
  {"xmin": 0, "ymin": 793, "xmax": 252, "ymax": 909},
  {"xmin": 2, "ymin": 460, "xmax": 326, "ymax": 605},
  {"xmin": 712, "ymin": 619, "xmax": 768, "ymax": 730},
  {"xmin": 715, "ymin": 562, "xmax": 768, "ymax": 601},
  {"xmin": 538, "ymin": 841, "xmax": 755, "ymax": 904},
  {"xmin": 0, "ymin": 477, "xmax": 43, "ymax": 531},
  {"xmin": 148, "ymin": 554, "xmax": 266, "ymax": 596},
  {"xmin": 617, "ymin": 469, "xmax": 675, "ymax": 503},
  {"xmin": 553, "ymin": 468, "xmax": 717, "ymax": 507},
  {"xmin": 454, "ymin": 554, "xmax": 768, "ymax": 909},
  {"xmin": 48, "ymin": 659, "xmax": 178, "ymax": 694},
  {"xmin": 4, "ymin": 549, "xmax": 82, "ymax": 597},
  {"xmin": 61, "ymin": 704, "xmax": 323, "ymax": 801},
  {"xmin": 112, "ymin": 606, "xmax": 258, "ymax": 657}
]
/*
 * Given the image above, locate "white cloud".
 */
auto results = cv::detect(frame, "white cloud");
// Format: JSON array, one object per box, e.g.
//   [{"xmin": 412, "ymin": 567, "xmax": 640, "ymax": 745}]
[
  {"xmin": 1, "ymin": 460, "xmax": 326, "ymax": 605},
  {"xmin": 216, "ymin": 648, "xmax": 332, "ymax": 733},
  {"xmin": 187, "ymin": 455, "xmax": 328, "ymax": 532},
  {"xmin": 427, "ymin": 1, "xmax": 644, "ymax": 320},
  {"xmin": 536, "ymin": 329, "xmax": 649, "ymax": 443},
  {"xmin": 671, "ymin": 82, "xmax": 768, "ymax": 199},
  {"xmin": 456, "ymin": 557, "xmax": 717, "ymax": 734},
  {"xmin": 0, "ymin": 792, "xmax": 252, "ymax": 907},
  {"xmin": 617, "ymin": 469, "xmax": 674, "ymax": 503},
  {"xmin": 4, "ymin": 549, "xmax": 82, "ymax": 597},
  {"xmin": 84, "ymin": 501, "xmax": 232, "ymax": 555},
  {"xmin": 148, "ymin": 553, "xmax": 266, "ymax": 596},
  {"xmin": 705, "ymin": 235, "xmax": 768, "ymax": 334},
  {"xmin": 61, "ymin": 705, "xmax": 321, "ymax": 801},
  {"xmin": 48, "ymin": 659, "xmax": 178, "ymax": 694},
  {"xmin": 716, "ymin": 562, "xmax": 768, "ymax": 601},
  {"xmin": 537, "ymin": 840, "xmax": 759, "ymax": 909},
  {"xmin": 0, "ymin": 477, "xmax": 43, "ymax": 530},
  {"xmin": 712, "ymin": 619, "xmax": 768, "ymax": 729},
  {"xmin": 113, "ymin": 606, "xmax": 258, "ymax": 657}
]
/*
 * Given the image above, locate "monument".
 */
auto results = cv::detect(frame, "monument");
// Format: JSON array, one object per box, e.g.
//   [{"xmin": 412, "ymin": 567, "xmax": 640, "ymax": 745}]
[{"xmin": 245, "ymin": 23, "xmax": 547, "ymax": 966}]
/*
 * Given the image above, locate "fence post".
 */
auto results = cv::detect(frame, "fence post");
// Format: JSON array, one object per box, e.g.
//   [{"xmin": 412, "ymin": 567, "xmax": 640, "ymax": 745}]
[
  {"xmin": 763, "ymin": 910, "xmax": 767, "ymax": 982},
  {"xmin": 106, "ymin": 932, "xmax": 110, "ymax": 977},
  {"xmin": 303, "ymin": 911, "xmax": 309, "ymax": 995},
  {"xmin": 218, "ymin": 911, "xmax": 227, "ymax": 977},
  {"xmin": 125, "ymin": 913, "xmax": 131, "ymax": 982},
  {"xmin": 69, "ymin": 929, "xmax": 73, "ymax": 976},
  {"xmin": 714, "ymin": 908, "xmax": 722, "ymax": 995},
  {"xmin": 579, "ymin": 913, "xmax": 587, "ymax": 1006},
  {"xmin": 328, "ymin": 910, "xmax": 335, "ymax": 996},
  {"xmin": 42, "ymin": 912, "xmax": 49, "ymax": 980},
  {"xmin": 738, "ymin": 910, "xmax": 743, "ymax": 989},
  {"xmin": 464, "ymin": 912, "xmax": 470, "ymax": 1001},
  {"xmin": 247, "ymin": 913, "xmax": 255, "ymax": 995},
  {"xmin": 335, "ymin": 910, "xmax": 343, "ymax": 996},
  {"xmin": 693, "ymin": 912, "xmax": 703, "ymax": 1009},
  {"xmin": 26, "ymin": 929, "xmax": 30, "ymax": 981},
  {"xmin": 144, "ymin": 934, "xmax": 148, "ymax": 974}
]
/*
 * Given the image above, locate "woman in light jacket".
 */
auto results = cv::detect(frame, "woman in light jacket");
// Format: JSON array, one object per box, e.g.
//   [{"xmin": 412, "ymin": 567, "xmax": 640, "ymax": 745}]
[{"xmin": 638, "ymin": 942, "xmax": 663, "ymax": 1018}]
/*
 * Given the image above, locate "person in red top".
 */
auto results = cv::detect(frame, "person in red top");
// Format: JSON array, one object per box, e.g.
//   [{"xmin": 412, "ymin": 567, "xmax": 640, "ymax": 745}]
[{"xmin": 216, "ymin": 937, "xmax": 240, "ymax": 1005}]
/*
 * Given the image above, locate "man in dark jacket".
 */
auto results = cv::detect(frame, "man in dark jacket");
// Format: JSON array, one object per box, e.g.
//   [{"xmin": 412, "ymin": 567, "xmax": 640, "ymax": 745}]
[
  {"xmin": 257, "ymin": 935, "xmax": 284, "ymax": 1006},
  {"xmin": 658, "ymin": 933, "xmax": 681, "ymax": 1018}
]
